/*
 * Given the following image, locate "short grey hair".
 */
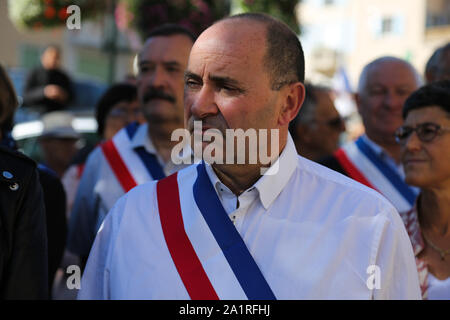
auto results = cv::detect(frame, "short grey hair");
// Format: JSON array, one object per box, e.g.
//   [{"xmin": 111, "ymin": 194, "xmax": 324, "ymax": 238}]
[{"xmin": 357, "ymin": 56, "xmax": 422, "ymax": 94}]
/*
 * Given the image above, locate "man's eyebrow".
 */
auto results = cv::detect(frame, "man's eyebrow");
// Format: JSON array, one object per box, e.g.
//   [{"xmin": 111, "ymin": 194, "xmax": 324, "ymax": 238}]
[
  {"xmin": 163, "ymin": 61, "xmax": 182, "ymax": 67},
  {"xmin": 184, "ymin": 71, "xmax": 246, "ymax": 92},
  {"xmin": 139, "ymin": 60, "xmax": 182, "ymax": 66},
  {"xmin": 184, "ymin": 71, "xmax": 202, "ymax": 82},
  {"xmin": 208, "ymin": 75, "xmax": 243, "ymax": 87}
]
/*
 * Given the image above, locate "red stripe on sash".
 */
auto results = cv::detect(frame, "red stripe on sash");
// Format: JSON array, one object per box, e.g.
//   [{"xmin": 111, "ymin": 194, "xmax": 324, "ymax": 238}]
[
  {"xmin": 157, "ymin": 173, "xmax": 219, "ymax": 300},
  {"xmin": 101, "ymin": 140, "xmax": 137, "ymax": 192},
  {"xmin": 334, "ymin": 148, "xmax": 377, "ymax": 190}
]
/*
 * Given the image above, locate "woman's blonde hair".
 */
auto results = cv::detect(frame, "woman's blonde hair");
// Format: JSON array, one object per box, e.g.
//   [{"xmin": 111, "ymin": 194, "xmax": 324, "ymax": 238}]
[{"xmin": 0, "ymin": 64, "xmax": 18, "ymax": 131}]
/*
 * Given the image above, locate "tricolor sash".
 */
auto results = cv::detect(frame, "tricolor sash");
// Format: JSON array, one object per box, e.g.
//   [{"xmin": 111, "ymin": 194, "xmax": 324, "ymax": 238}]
[
  {"xmin": 101, "ymin": 122, "xmax": 165, "ymax": 192},
  {"xmin": 334, "ymin": 137, "xmax": 418, "ymax": 212},
  {"xmin": 156, "ymin": 162, "xmax": 276, "ymax": 300}
]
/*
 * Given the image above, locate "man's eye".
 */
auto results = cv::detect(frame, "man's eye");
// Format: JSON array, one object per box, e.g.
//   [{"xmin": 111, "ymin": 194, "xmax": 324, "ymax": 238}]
[
  {"xmin": 369, "ymin": 88, "xmax": 384, "ymax": 95},
  {"xmin": 139, "ymin": 66, "xmax": 153, "ymax": 73},
  {"xmin": 221, "ymin": 85, "xmax": 242, "ymax": 94},
  {"xmin": 397, "ymin": 89, "xmax": 412, "ymax": 96},
  {"xmin": 185, "ymin": 79, "xmax": 201, "ymax": 88},
  {"xmin": 223, "ymin": 86, "xmax": 236, "ymax": 91},
  {"xmin": 167, "ymin": 66, "xmax": 180, "ymax": 73}
]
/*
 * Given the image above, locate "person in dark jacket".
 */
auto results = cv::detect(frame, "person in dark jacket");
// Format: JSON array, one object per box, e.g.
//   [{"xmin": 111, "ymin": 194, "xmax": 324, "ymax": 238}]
[
  {"xmin": 1, "ymin": 63, "xmax": 64, "ymax": 299},
  {"xmin": 37, "ymin": 164, "xmax": 67, "ymax": 296},
  {"xmin": 22, "ymin": 45, "xmax": 74, "ymax": 113},
  {"xmin": 0, "ymin": 145, "xmax": 48, "ymax": 299}
]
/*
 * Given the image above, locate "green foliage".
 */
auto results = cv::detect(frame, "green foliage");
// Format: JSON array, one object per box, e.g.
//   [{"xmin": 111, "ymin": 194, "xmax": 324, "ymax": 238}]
[
  {"xmin": 8, "ymin": 0, "xmax": 106, "ymax": 30},
  {"xmin": 238, "ymin": 0, "xmax": 300, "ymax": 34},
  {"xmin": 124, "ymin": 0, "xmax": 230, "ymax": 40}
]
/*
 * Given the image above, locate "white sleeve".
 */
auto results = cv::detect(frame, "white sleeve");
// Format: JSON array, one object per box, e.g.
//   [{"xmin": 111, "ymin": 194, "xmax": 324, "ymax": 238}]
[
  {"xmin": 77, "ymin": 194, "xmax": 127, "ymax": 300},
  {"xmin": 372, "ymin": 207, "xmax": 422, "ymax": 300}
]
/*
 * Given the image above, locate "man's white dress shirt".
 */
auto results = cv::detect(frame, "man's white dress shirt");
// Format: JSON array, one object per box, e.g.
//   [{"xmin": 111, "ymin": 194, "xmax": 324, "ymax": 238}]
[{"xmin": 79, "ymin": 134, "xmax": 421, "ymax": 299}]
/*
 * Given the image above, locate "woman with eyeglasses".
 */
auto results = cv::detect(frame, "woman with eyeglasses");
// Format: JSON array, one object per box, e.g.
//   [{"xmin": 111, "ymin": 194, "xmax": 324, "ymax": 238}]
[{"xmin": 395, "ymin": 80, "xmax": 450, "ymax": 299}]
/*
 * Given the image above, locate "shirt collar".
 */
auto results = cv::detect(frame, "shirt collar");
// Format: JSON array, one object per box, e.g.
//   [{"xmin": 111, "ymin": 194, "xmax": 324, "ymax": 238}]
[
  {"xmin": 204, "ymin": 133, "xmax": 298, "ymax": 210},
  {"xmin": 129, "ymin": 123, "xmax": 156, "ymax": 154},
  {"xmin": 129, "ymin": 123, "xmax": 194, "ymax": 165}
]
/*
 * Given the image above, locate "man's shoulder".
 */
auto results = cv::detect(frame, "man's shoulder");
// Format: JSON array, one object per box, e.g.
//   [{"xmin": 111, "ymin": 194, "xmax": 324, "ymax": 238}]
[
  {"xmin": 296, "ymin": 155, "xmax": 397, "ymax": 214},
  {"xmin": 316, "ymin": 152, "xmax": 347, "ymax": 176},
  {"xmin": 84, "ymin": 144, "xmax": 106, "ymax": 166},
  {"xmin": 0, "ymin": 146, "xmax": 37, "ymax": 177}
]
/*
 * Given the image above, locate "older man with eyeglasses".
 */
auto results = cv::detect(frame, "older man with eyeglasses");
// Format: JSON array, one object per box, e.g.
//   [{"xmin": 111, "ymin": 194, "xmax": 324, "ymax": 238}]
[{"xmin": 396, "ymin": 80, "xmax": 450, "ymax": 300}]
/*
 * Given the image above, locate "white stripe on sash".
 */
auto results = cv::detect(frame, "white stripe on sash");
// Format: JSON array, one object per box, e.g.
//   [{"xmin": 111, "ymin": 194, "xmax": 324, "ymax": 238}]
[
  {"xmin": 112, "ymin": 129, "xmax": 153, "ymax": 184},
  {"xmin": 176, "ymin": 167, "xmax": 248, "ymax": 299}
]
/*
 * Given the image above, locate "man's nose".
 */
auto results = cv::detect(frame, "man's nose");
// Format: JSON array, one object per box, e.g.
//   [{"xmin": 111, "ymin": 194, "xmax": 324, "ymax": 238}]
[
  {"xmin": 383, "ymin": 92, "xmax": 402, "ymax": 110},
  {"xmin": 143, "ymin": 66, "xmax": 168, "ymax": 89},
  {"xmin": 189, "ymin": 86, "xmax": 219, "ymax": 119}
]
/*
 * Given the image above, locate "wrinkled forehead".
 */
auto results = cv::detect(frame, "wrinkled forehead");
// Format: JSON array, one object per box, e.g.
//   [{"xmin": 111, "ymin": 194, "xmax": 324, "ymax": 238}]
[
  {"xmin": 189, "ymin": 20, "xmax": 267, "ymax": 68},
  {"xmin": 365, "ymin": 60, "xmax": 418, "ymax": 86}
]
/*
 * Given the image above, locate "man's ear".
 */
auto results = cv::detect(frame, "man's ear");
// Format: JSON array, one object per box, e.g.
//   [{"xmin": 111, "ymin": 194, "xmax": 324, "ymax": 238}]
[{"xmin": 279, "ymin": 82, "xmax": 305, "ymax": 126}]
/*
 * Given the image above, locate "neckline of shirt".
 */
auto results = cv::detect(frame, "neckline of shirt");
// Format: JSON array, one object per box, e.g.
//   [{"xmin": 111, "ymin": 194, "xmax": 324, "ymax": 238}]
[{"xmin": 203, "ymin": 133, "xmax": 299, "ymax": 210}]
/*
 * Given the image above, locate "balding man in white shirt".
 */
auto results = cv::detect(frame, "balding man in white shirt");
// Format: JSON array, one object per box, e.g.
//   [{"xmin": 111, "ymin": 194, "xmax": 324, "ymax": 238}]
[{"xmin": 79, "ymin": 13, "xmax": 421, "ymax": 300}]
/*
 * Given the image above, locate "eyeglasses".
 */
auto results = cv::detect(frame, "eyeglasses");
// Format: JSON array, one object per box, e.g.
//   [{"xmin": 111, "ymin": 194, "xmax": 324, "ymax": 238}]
[{"xmin": 395, "ymin": 122, "xmax": 450, "ymax": 145}]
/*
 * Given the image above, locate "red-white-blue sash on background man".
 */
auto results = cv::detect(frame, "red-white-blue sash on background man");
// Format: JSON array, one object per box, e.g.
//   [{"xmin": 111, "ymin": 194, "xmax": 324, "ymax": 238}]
[
  {"xmin": 156, "ymin": 162, "xmax": 276, "ymax": 300},
  {"xmin": 101, "ymin": 122, "xmax": 165, "ymax": 192},
  {"xmin": 333, "ymin": 136, "xmax": 418, "ymax": 213}
]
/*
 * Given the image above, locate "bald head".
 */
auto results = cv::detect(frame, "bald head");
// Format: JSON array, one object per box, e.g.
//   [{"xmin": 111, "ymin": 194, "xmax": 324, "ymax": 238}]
[
  {"xmin": 356, "ymin": 56, "xmax": 422, "ymax": 148},
  {"xmin": 201, "ymin": 13, "xmax": 305, "ymax": 90},
  {"xmin": 358, "ymin": 57, "xmax": 422, "ymax": 94}
]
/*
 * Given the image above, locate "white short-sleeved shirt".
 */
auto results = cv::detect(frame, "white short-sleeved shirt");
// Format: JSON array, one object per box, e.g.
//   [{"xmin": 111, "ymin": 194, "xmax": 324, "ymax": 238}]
[{"xmin": 79, "ymin": 135, "xmax": 421, "ymax": 300}]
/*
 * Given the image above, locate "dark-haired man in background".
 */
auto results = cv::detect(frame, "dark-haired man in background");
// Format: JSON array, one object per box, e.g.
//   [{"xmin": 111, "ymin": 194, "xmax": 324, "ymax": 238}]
[
  {"xmin": 67, "ymin": 24, "xmax": 195, "ymax": 271},
  {"xmin": 289, "ymin": 83, "xmax": 345, "ymax": 161},
  {"xmin": 79, "ymin": 13, "xmax": 420, "ymax": 299}
]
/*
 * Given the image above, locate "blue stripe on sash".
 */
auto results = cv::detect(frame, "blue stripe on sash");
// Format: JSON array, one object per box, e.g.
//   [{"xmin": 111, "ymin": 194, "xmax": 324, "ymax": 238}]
[
  {"xmin": 355, "ymin": 137, "xmax": 416, "ymax": 205},
  {"xmin": 125, "ymin": 122, "xmax": 166, "ymax": 180},
  {"xmin": 193, "ymin": 162, "xmax": 276, "ymax": 300},
  {"xmin": 125, "ymin": 121, "xmax": 140, "ymax": 139},
  {"xmin": 134, "ymin": 147, "xmax": 166, "ymax": 180}
]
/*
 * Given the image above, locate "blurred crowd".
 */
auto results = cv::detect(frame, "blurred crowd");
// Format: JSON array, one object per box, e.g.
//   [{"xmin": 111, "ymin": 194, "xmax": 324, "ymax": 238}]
[{"xmin": 0, "ymin": 16, "xmax": 449, "ymax": 300}]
